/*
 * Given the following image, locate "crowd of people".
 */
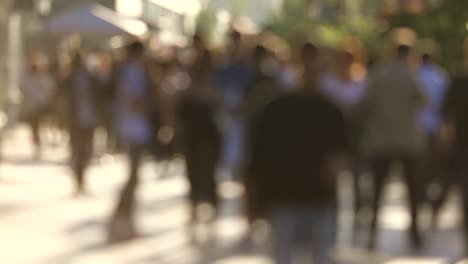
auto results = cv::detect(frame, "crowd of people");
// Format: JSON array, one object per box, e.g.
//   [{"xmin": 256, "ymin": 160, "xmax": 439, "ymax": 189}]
[{"xmin": 16, "ymin": 30, "xmax": 468, "ymax": 263}]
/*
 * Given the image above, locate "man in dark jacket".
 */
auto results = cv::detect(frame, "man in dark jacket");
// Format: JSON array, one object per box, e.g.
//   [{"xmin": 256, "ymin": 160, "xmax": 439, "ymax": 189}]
[
  {"xmin": 243, "ymin": 44, "xmax": 283, "ymax": 229},
  {"xmin": 248, "ymin": 43, "xmax": 348, "ymax": 264},
  {"xmin": 442, "ymin": 65, "xmax": 468, "ymax": 253}
]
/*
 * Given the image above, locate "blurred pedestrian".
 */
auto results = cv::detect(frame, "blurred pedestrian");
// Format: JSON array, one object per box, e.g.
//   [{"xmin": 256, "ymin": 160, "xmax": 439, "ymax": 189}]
[
  {"xmin": 322, "ymin": 50, "xmax": 367, "ymax": 215},
  {"xmin": 417, "ymin": 53, "xmax": 450, "ymax": 225},
  {"xmin": 94, "ymin": 52, "xmax": 117, "ymax": 154},
  {"xmin": 243, "ymin": 44, "xmax": 283, "ymax": 234},
  {"xmin": 216, "ymin": 30, "xmax": 254, "ymax": 181},
  {"xmin": 62, "ymin": 52, "xmax": 98, "ymax": 194},
  {"xmin": 21, "ymin": 56, "xmax": 55, "ymax": 159},
  {"xmin": 53, "ymin": 51, "xmax": 73, "ymax": 137},
  {"xmin": 179, "ymin": 34, "xmax": 221, "ymax": 229},
  {"xmin": 441, "ymin": 60, "xmax": 468, "ymax": 252},
  {"xmin": 249, "ymin": 43, "xmax": 349, "ymax": 264},
  {"xmin": 108, "ymin": 41, "xmax": 154, "ymax": 242},
  {"xmin": 156, "ymin": 49, "xmax": 189, "ymax": 163},
  {"xmin": 244, "ymin": 45, "xmax": 283, "ymax": 117},
  {"xmin": 362, "ymin": 45, "xmax": 427, "ymax": 249}
]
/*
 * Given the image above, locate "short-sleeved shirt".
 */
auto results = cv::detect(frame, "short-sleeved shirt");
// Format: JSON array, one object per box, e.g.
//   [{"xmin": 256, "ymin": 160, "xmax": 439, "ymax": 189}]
[
  {"xmin": 362, "ymin": 62, "xmax": 426, "ymax": 156},
  {"xmin": 116, "ymin": 62, "xmax": 152, "ymax": 146},
  {"xmin": 418, "ymin": 64, "xmax": 448, "ymax": 134},
  {"xmin": 321, "ymin": 73, "xmax": 367, "ymax": 113}
]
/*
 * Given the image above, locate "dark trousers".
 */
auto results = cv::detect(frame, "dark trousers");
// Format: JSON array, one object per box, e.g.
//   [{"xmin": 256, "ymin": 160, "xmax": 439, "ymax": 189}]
[
  {"xmin": 424, "ymin": 136, "xmax": 456, "ymax": 217},
  {"xmin": 70, "ymin": 126, "xmax": 94, "ymax": 193},
  {"xmin": 461, "ymin": 178, "xmax": 468, "ymax": 253},
  {"xmin": 28, "ymin": 111, "xmax": 44, "ymax": 154},
  {"xmin": 453, "ymin": 151, "xmax": 468, "ymax": 252},
  {"xmin": 184, "ymin": 141, "xmax": 219, "ymax": 221},
  {"xmin": 108, "ymin": 145, "xmax": 143, "ymax": 242},
  {"xmin": 113, "ymin": 146, "xmax": 142, "ymax": 219},
  {"xmin": 369, "ymin": 154, "xmax": 423, "ymax": 247},
  {"xmin": 98, "ymin": 105, "xmax": 117, "ymax": 152}
]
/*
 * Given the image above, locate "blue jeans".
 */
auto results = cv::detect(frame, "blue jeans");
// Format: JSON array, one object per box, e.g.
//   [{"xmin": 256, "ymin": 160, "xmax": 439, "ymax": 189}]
[{"xmin": 270, "ymin": 206, "xmax": 337, "ymax": 264}]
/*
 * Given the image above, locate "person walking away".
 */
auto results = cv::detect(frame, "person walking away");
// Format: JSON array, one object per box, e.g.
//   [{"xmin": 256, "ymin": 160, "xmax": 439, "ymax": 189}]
[
  {"xmin": 417, "ymin": 53, "xmax": 450, "ymax": 225},
  {"xmin": 243, "ymin": 44, "xmax": 284, "ymax": 236},
  {"xmin": 156, "ymin": 50, "xmax": 189, "ymax": 165},
  {"xmin": 216, "ymin": 30, "xmax": 254, "ymax": 181},
  {"xmin": 249, "ymin": 43, "xmax": 349, "ymax": 264},
  {"xmin": 22, "ymin": 58, "xmax": 55, "ymax": 159},
  {"xmin": 322, "ymin": 50, "xmax": 367, "ymax": 217},
  {"xmin": 62, "ymin": 53, "xmax": 98, "ymax": 195},
  {"xmin": 442, "ymin": 60, "xmax": 468, "ymax": 254},
  {"xmin": 179, "ymin": 35, "xmax": 221, "ymax": 232},
  {"xmin": 94, "ymin": 52, "xmax": 117, "ymax": 154},
  {"xmin": 362, "ymin": 45, "xmax": 427, "ymax": 249},
  {"xmin": 108, "ymin": 41, "xmax": 154, "ymax": 242}
]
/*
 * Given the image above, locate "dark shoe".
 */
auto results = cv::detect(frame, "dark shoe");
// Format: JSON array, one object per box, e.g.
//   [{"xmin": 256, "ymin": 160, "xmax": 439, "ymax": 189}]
[
  {"xmin": 107, "ymin": 216, "xmax": 137, "ymax": 243},
  {"xmin": 410, "ymin": 231, "xmax": 423, "ymax": 250},
  {"xmin": 367, "ymin": 235, "xmax": 377, "ymax": 250}
]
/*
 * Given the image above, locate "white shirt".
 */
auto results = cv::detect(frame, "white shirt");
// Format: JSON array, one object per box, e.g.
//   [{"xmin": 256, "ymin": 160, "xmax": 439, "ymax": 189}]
[{"xmin": 322, "ymin": 73, "xmax": 366, "ymax": 113}]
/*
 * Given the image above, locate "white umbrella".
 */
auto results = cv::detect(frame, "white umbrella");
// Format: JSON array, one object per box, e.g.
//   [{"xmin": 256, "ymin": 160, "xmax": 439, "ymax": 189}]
[{"xmin": 47, "ymin": 4, "xmax": 148, "ymax": 37}]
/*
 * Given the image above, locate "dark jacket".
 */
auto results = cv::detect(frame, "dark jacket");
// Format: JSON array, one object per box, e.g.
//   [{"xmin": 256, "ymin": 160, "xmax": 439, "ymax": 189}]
[
  {"xmin": 443, "ymin": 73, "xmax": 468, "ymax": 153},
  {"xmin": 61, "ymin": 68, "xmax": 99, "ymax": 130},
  {"xmin": 248, "ymin": 91, "xmax": 349, "ymax": 209}
]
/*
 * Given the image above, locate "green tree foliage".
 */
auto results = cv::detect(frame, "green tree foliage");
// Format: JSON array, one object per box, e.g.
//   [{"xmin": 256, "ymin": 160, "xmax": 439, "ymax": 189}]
[
  {"xmin": 388, "ymin": 0, "xmax": 468, "ymax": 71},
  {"xmin": 264, "ymin": 0, "xmax": 381, "ymax": 49},
  {"xmin": 264, "ymin": 0, "xmax": 314, "ymax": 41}
]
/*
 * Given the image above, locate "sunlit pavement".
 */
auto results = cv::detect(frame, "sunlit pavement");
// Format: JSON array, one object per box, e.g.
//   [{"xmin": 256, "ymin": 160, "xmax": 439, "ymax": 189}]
[{"xmin": 0, "ymin": 126, "xmax": 467, "ymax": 264}]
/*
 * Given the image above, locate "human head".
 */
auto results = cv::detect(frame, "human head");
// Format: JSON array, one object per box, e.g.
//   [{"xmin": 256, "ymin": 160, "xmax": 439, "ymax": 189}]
[
  {"xmin": 301, "ymin": 42, "xmax": 319, "ymax": 66},
  {"xmin": 421, "ymin": 53, "xmax": 433, "ymax": 65},
  {"xmin": 71, "ymin": 52, "xmax": 84, "ymax": 70},
  {"xmin": 396, "ymin": 44, "xmax": 411, "ymax": 63},
  {"xmin": 28, "ymin": 57, "xmax": 39, "ymax": 74},
  {"xmin": 299, "ymin": 42, "xmax": 322, "ymax": 91},
  {"xmin": 230, "ymin": 29, "xmax": 242, "ymax": 48},
  {"xmin": 127, "ymin": 40, "xmax": 145, "ymax": 60},
  {"xmin": 192, "ymin": 49, "xmax": 213, "ymax": 80},
  {"xmin": 253, "ymin": 44, "xmax": 268, "ymax": 66},
  {"xmin": 254, "ymin": 44, "xmax": 279, "ymax": 76},
  {"xmin": 227, "ymin": 29, "xmax": 243, "ymax": 61},
  {"xmin": 340, "ymin": 51, "xmax": 354, "ymax": 68},
  {"xmin": 192, "ymin": 33, "xmax": 205, "ymax": 51}
]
